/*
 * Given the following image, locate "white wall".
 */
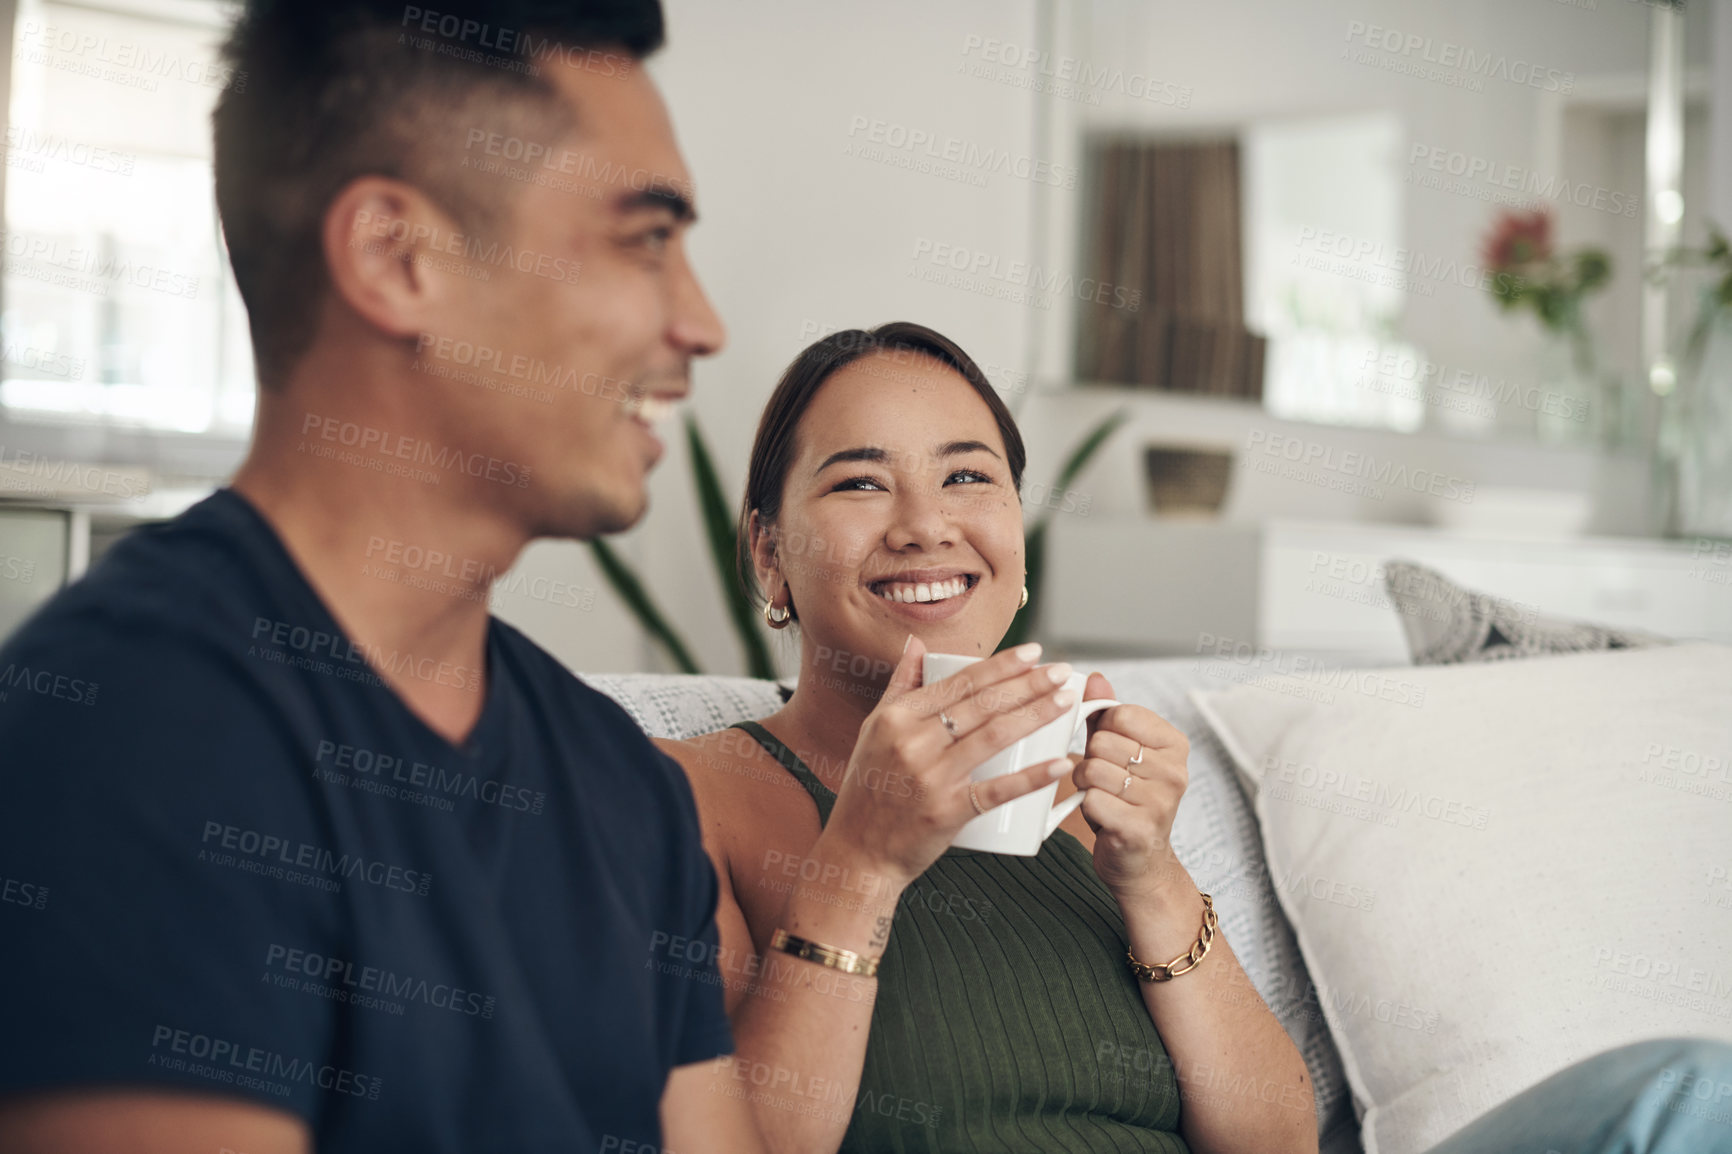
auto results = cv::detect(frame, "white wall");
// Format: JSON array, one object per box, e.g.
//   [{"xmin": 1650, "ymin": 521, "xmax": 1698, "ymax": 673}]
[
  {"xmin": 584, "ymin": 0, "xmax": 1045, "ymax": 676},
  {"xmin": 499, "ymin": 0, "xmax": 1714, "ymax": 676}
]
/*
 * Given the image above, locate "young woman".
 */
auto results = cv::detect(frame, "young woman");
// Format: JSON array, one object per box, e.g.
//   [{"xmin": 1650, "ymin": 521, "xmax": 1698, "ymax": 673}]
[
  {"xmin": 656, "ymin": 322, "xmax": 1315, "ymax": 1154},
  {"xmin": 655, "ymin": 322, "xmax": 1732, "ymax": 1154}
]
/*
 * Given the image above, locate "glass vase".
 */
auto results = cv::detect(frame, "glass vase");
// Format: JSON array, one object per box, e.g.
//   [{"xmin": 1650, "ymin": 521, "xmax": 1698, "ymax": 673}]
[
  {"xmin": 1533, "ymin": 326, "xmax": 1613, "ymax": 446},
  {"xmin": 1672, "ymin": 304, "xmax": 1732, "ymax": 539}
]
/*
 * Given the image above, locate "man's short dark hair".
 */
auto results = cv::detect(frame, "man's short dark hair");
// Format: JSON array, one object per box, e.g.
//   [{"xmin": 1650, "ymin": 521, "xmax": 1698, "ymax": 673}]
[{"xmin": 214, "ymin": 1, "xmax": 665, "ymax": 388}]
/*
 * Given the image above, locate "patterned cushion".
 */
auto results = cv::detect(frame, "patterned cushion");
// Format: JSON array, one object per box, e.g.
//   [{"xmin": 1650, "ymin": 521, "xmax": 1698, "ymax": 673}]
[
  {"xmin": 578, "ymin": 672, "xmax": 787, "ymax": 740},
  {"xmin": 581, "ymin": 664, "xmax": 1357, "ymax": 1148},
  {"xmin": 1382, "ymin": 559, "xmax": 1667, "ymax": 666}
]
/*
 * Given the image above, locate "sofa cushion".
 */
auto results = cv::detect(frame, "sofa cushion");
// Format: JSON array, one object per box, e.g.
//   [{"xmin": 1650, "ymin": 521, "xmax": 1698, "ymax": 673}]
[
  {"xmin": 1191, "ymin": 642, "xmax": 1732, "ymax": 1154},
  {"xmin": 1381, "ymin": 559, "xmax": 1666, "ymax": 665}
]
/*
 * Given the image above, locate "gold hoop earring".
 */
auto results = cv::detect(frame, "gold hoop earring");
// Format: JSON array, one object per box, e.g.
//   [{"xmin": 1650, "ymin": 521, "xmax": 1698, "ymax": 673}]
[
  {"xmin": 1018, "ymin": 585, "xmax": 1029, "ymax": 610},
  {"xmin": 763, "ymin": 600, "xmax": 792, "ymax": 629}
]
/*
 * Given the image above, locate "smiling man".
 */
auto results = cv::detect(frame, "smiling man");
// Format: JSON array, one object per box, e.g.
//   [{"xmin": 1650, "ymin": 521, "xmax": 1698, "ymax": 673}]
[{"xmin": 0, "ymin": 2, "xmax": 760, "ymax": 1152}]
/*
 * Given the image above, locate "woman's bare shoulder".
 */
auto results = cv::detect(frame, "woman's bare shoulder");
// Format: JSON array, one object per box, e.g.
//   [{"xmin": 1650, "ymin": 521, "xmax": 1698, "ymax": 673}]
[{"xmin": 654, "ymin": 728, "xmax": 803, "ymax": 808}]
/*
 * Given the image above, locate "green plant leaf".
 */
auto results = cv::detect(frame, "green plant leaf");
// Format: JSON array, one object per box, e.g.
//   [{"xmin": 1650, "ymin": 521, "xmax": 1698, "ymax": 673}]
[
  {"xmin": 1054, "ymin": 408, "xmax": 1132, "ymax": 494},
  {"xmin": 685, "ymin": 414, "xmax": 777, "ymax": 680},
  {"xmin": 587, "ymin": 537, "xmax": 701, "ymax": 674},
  {"xmin": 1004, "ymin": 408, "xmax": 1130, "ymax": 648}
]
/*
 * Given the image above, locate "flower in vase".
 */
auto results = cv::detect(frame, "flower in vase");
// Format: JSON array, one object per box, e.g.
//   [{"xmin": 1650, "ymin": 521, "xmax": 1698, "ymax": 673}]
[{"xmin": 1481, "ymin": 206, "xmax": 1611, "ymax": 335}]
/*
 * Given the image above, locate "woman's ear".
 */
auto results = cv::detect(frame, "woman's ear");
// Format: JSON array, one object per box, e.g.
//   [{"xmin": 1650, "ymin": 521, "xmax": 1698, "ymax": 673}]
[{"xmin": 747, "ymin": 510, "xmax": 780, "ymax": 602}]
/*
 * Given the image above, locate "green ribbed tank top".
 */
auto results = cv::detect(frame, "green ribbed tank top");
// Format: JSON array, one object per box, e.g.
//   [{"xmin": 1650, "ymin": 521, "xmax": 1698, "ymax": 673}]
[{"xmin": 731, "ymin": 721, "xmax": 1188, "ymax": 1154}]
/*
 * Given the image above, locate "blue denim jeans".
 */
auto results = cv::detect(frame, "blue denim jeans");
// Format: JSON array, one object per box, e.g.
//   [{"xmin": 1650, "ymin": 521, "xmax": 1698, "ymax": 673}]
[{"xmin": 1424, "ymin": 1038, "xmax": 1732, "ymax": 1154}]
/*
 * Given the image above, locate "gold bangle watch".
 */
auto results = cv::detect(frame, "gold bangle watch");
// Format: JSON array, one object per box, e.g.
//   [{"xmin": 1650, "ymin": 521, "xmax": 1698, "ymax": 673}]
[
  {"xmin": 768, "ymin": 928, "xmax": 881, "ymax": 978},
  {"xmin": 770, "ymin": 891, "xmax": 1215, "ymax": 985},
  {"xmin": 1126, "ymin": 892, "xmax": 1218, "ymax": 983}
]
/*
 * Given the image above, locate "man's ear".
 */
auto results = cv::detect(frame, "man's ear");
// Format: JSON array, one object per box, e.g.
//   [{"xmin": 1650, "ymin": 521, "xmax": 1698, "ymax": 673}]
[{"xmin": 321, "ymin": 176, "xmax": 464, "ymax": 344}]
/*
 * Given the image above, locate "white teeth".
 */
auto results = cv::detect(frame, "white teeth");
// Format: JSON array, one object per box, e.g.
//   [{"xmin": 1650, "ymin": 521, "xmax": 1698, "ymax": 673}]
[
  {"xmin": 631, "ymin": 395, "xmax": 679, "ymax": 424},
  {"xmin": 875, "ymin": 577, "xmax": 969, "ymax": 604}
]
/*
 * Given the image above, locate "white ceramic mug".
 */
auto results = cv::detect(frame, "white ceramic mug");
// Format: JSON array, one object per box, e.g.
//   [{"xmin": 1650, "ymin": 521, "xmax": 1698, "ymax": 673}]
[{"xmin": 923, "ymin": 652, "xmax": 1118, "ymax": 856}]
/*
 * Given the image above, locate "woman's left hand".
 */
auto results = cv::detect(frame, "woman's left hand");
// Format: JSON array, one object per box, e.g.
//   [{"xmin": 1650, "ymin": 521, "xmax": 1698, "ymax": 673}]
[{"xmin": 1071, "ymin": 672, "xmax": 1192, "ymax": 901}]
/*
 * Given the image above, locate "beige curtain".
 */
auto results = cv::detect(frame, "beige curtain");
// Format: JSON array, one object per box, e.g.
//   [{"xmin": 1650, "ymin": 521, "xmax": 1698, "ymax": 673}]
[{"xmin": 1077, "ymin": 139, "xmax": 1265, "ymax": 399}]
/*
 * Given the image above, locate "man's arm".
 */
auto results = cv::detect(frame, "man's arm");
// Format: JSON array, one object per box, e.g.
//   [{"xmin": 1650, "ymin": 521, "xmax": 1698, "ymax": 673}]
[
  {"xmin": 0, "ymin": 1090, "xmax": 309, "ymax": 1154},
  {"xmin": 660, "ymin": 1061, "xmax": 766, "ymax": 1154}
]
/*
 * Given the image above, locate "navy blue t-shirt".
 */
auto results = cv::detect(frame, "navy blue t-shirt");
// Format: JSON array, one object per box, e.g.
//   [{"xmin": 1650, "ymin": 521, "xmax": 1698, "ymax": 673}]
[{"xmin": 0, "ymin": 489, "xmax": 734, "ymax": 1152}]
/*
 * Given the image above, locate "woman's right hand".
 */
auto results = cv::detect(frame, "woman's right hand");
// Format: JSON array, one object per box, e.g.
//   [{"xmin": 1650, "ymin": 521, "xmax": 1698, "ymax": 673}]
[{"xmin": 819, "ymin": 633, "xmax": 1077, "ymax": 891}]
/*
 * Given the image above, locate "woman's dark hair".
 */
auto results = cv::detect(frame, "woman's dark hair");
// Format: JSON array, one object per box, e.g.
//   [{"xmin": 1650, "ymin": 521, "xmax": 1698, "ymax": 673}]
[{"xmin": 738, "ymin": 321, "xmax": 1026, "ymax": 614}]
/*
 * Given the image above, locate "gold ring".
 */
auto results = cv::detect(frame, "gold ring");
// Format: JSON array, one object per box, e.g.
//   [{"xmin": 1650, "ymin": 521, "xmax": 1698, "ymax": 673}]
[
  {"xmin": 1119, "ymin": 773, "xmax": 1134, "ymax": 796},
  {"xmin": 1129, "ymin": 746, "xmax": 1144, "ymax": 766},
  {"xmin": 968, "ymin": 782, "xmax": 987, "ymax": 815}
]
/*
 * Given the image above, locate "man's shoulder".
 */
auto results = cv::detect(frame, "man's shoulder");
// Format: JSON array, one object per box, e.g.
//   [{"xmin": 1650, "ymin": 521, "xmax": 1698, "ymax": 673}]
[
  {"xmin": 0, "ymin": 492, "xmax": 320, "ymax": 755},
  {"xmin": 488, "ymin": 614, "xmax": 646, "ymax": 734},
  {"xmin": 489, "ymin": 619, "xmax": 700, "ymax": 809},
  {"xmin": 6, "ymin": 490, "xmax": 279, "ymax": 657}
]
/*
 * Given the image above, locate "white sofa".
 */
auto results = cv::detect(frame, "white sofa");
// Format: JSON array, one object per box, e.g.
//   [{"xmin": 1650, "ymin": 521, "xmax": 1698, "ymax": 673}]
[{"xmin": 586, "ymin": 637, "xmax": 1732, "ymax": 1154}]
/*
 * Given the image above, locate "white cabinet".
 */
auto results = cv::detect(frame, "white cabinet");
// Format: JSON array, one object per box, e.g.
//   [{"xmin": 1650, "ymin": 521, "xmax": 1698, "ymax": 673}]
[{"xmin": 1043, "ymin": 518, "xmax": 1732, "ymax": 662}]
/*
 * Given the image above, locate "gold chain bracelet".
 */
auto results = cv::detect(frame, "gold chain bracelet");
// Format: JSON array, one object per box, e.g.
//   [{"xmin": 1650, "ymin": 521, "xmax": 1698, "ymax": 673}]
[
  {"xmin": 1126, "ymin": 892, "xmax": 1217, "ymax": 983},
  {"xmin": 769, "ymin": 929, "xmax": 880, "ymax": 978}
]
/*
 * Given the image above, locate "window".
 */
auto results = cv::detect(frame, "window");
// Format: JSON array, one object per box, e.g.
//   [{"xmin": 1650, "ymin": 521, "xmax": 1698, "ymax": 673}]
[
  {"xmin": 3, "ymin": 0, "xmax": 254, "ymax": 438},
  {"xmin": 1242, "ymin": 112, "xmax": 1424, "ymax": 432}
]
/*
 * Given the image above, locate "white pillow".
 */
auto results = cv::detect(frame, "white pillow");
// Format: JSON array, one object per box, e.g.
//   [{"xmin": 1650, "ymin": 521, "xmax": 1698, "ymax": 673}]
[{"xmin": 1190, "ymin": 642, "xmax": 1732, "ymax": 1154}]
